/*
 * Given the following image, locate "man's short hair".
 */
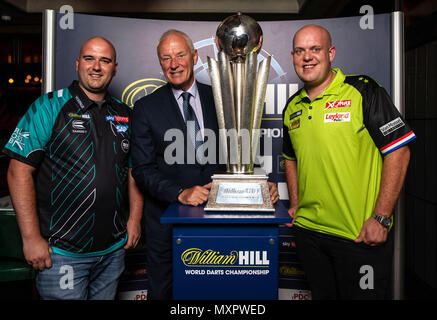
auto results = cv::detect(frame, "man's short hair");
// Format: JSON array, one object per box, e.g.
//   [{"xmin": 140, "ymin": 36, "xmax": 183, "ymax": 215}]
[{"xmin": 157, "ymin": 29, "xmax": 195, "ymax": 57}]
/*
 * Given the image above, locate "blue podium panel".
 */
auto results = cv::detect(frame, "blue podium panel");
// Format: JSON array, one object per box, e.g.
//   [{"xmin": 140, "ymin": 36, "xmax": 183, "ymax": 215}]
[
  {"xmin": 162, "ymin": 202, "xmax": 291, "ymax": 300},
  {"xmin": 173, "ymin": 225, "xmax": 278, "ymax": 300}
]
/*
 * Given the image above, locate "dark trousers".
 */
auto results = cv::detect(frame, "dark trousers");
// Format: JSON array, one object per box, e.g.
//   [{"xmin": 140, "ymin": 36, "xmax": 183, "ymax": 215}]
[
  {"xmin": 294, "ymin": 226, "xmax": 394, "ymax": 300},
  {"xmin": 144, "ymin": 208, "xmax": 173, "ymax": 300}
]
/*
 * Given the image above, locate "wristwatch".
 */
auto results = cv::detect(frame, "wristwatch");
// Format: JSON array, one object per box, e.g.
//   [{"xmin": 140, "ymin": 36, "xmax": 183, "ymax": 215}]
[{"xmin": 372, "ymin": 213, "xmax": 392, "ymax": 228}]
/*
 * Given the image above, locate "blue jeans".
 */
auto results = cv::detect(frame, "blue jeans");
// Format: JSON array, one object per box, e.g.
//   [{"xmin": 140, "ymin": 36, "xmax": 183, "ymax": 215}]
[{"xmin": 36, "ymin": 248, "xmax": 125, "ymax": 300}]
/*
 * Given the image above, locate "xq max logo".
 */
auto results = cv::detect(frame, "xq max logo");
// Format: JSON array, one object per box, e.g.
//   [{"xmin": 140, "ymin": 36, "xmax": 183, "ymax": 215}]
[{"xmin": 325, "ymin": 100, "xmax": 351, "ymax": 109}]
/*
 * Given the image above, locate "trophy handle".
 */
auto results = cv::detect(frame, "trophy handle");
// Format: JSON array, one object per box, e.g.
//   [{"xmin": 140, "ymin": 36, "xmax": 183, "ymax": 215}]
[
  {"xmin": 250, "ymin": 55, "xmax": 271, "ymax": 172},
  {"xmin": 208, "ymin": 56, "xmax": 228, "ymax": 171}
]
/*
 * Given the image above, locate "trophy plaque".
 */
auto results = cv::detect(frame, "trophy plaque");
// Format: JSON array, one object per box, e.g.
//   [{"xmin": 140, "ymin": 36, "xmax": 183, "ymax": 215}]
[{"xmin": 204, "ymin": 13, "xmax": 274, "ymax": 212}]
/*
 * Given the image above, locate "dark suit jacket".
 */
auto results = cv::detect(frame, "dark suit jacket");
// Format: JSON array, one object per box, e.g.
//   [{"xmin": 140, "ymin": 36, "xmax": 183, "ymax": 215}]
[{"xmin": 131, "ymin": 81, "xmax": 223, "ymax": 221}]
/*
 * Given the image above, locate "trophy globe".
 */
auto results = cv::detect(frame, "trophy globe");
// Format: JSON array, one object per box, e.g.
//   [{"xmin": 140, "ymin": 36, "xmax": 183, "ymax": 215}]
[{"xmin": 215, "ymin": 13, "xmax": 263, "ymax": 61}]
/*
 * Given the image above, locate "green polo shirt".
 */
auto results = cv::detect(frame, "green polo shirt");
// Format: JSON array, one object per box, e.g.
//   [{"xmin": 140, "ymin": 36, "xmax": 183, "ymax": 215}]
[{"xmin": 282, "ymin": 68, "xmax": 416, "ymax": 240}]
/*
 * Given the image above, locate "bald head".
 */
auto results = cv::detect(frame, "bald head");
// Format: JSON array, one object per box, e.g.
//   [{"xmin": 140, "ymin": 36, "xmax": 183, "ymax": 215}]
[
  {"xmin": 293, "ymin": 24, "xmax": 332, "ymax": 50},
  {"xmin": 291, "ymin": 24, "xmax": 336, "ymax": 96},
  {"xmin": 75, "ymin": 36, "xmax": 118, "ymax": 101},
  {"xmin": 79, "ymin": 36, "xmax": 117, "ymax": 62}
]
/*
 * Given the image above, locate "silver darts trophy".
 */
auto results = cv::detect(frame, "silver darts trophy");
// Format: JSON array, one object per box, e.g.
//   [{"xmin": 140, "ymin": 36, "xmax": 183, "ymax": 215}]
[{"xmin": 204, "ymin": 13, "xmax": 274, "ymax": 212}]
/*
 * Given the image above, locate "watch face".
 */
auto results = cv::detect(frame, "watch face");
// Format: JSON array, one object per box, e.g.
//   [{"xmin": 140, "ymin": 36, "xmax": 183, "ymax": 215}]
[{"xmin": 382, "ymin": 218, "xmax": 391, "ymax": 228}]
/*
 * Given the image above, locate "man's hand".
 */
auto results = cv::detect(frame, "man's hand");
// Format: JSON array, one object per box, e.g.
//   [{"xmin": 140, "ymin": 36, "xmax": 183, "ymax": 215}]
[
  {"xmin": 124, "ymin": 217, "xmax": 142, "ymax": 249},
  {"xmin": 178, "ymin": 183, "xmax": 211, "ymax": 206},
  {"xmin": 125, "ymin": 169, "xmax": 143, "ymax": 250},
  {"xmin": 285, "ymin": 206, "xmax": 297, "ymax": 228},
  {"xmin": 354, "ymin": 217, "xmax": 388, "ymax": 246},
  {"xmin": 23, "ymin": 235, "xmax": 52, "ymax": 271},
  {"xmin": 267, "ymin": 182, "xmax": 279, "ymax": 204},
  {"xmin": 284, "ymin": 159, "xmax": 298, "ymax": 228}
]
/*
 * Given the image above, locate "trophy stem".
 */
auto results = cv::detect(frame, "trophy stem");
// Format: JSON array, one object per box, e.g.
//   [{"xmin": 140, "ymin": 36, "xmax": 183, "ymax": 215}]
[
  {"xmin": 242, "ymin": 52, "xmax": 257, "ymax": 173},
  {"xmin": 233, "ymin": 61, "xmax": 244, "ymax": 172}
]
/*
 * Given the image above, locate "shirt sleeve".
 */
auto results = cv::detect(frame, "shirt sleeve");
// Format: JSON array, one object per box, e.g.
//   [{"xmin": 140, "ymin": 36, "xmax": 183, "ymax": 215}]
[
  {"xmin": 361, "ymin": 77, "xmax": 416, "ymax": 156},
  {"xmin": 282, "ymin": 100, "xmax": 297, "ymax": 161},
  {"xmin": 2, "ymin": 93, "xmax": 58, "ymax": 167},
  {"xmin": 282, "ymin": 122, "xmax": 296, "ymax": 160}
]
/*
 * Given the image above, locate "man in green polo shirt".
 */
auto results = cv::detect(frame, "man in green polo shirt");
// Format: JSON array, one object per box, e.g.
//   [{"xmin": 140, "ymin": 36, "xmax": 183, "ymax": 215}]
[{"xmin": 282, "ymin": 25, "xmax": 415, "ymax": 299}]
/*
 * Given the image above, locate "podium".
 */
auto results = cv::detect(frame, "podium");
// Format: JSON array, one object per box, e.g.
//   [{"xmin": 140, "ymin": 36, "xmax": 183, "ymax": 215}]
[{"xmin": 161, "ymin": 201, "xmax": 292, "ymax": 300}]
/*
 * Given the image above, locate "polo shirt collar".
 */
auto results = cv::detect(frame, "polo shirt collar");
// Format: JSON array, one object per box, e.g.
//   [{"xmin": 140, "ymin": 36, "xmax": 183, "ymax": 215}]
[
  {"xmin": 295, "ymin": 68, "xmax": 346, "ymax": 103},
  {"xmin": 323, "ymin": 68, "xmax": 345, "ymax": 96},
  {"xmin": 68, "ymin": 80, "xmax": 112, "ymax": 111}
]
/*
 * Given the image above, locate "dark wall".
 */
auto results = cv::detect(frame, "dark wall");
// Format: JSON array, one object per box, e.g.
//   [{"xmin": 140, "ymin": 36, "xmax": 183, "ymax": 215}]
[{"xmin": 405, "ymin": 38, "xmax": 437, "ymax": 296}]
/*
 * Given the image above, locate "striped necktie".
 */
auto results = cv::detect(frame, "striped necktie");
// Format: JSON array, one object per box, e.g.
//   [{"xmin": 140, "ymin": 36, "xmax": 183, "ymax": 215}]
[{"xmin": 181, "ymin": 91, "xmax": 202, "ymax": 151}]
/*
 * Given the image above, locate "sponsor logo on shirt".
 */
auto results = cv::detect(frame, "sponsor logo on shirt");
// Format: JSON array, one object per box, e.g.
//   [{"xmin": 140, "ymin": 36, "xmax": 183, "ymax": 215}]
[
  {"xmin": 289, "ymin": 110, "xmax": 302, "ymax": 120},
  {"xmin": 116, "ymin": 125, "xmax": 129, "ymax": 133},
  {"xmin": 121, "ymin": 139, "xmax": 130, "ymax": 153},
  {"xmin": 8, "ymin": 128, "xmax": 29, "ymax": 151},
  {"xmin": 105, "ymin": 115, "xmax": 129, "ymax": 123},
  {"xmin": 379, "ymin": 117, "xmax": 405, "ymax": 136},
  {"xmin": 289, "ymin": 118, "xmax": 300, "ymax": 130},
  {"xmin": 74, "ymin": 96, "xmax": 85, "ymax": 109},
  {"xmin": 71, "ymin": 119, "xmax": 87, "ymax": 134},
  {"xmin": 325, "ymin": 100, "xmax": 351, "ymax": 109},
  {"xmin": 324, "ymin": 112, "xmax": 351, "ymax": 123},
  {"xmin": 72, "ymin": 119, "xmax": 86, "ymax": 130},
  {"xmin": 68, "ymin": 112, "xmax": 90, "ymax": 119},
  {"xmin": 115, "ymin": 116, "xmax": 129, "ymax": 123}
]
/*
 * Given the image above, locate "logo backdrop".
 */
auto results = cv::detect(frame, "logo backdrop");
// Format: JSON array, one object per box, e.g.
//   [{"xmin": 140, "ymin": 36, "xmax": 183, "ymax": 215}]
[
  {"xmin": 55, "ymin": 13, "xmax": 391, "ymax": 299},
  {"xmin": 55, "ymin": 13, "xmax": 391, "ymax": 196}
]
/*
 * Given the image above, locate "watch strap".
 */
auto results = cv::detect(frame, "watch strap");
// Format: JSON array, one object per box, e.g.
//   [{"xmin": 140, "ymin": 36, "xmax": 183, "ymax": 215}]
[{"xmin": 372, "ymin": 213, "xmax": 391, "ymax": 228}]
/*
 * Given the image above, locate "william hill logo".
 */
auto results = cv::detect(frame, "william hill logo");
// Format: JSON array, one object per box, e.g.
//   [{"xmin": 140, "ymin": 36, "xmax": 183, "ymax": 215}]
[{"xmin": 181, "ymin": 248, "xmax": 270, "ymax": 267}]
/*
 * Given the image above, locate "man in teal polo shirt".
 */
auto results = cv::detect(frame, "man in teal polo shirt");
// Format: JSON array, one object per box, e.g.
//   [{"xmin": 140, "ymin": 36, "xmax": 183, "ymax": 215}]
[
  {"xmin": 4, "ymin": 37, "xmax": 143, "ymax": 299},
  {"xmin": 282, "ymin": 25, "xmax": 415, "ymax": 299}
]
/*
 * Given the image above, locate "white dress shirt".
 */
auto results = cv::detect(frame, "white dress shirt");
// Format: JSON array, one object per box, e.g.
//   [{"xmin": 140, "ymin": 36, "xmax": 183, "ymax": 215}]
[{"xmin": 171, "ymin": 81, "xmax": 205, "ymax": 139}]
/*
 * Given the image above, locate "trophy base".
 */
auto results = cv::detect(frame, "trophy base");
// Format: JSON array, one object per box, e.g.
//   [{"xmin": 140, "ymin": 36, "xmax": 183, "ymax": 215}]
[{"xmin": 204, "ymin": 174, "xmax": 275, "ymax": 213}]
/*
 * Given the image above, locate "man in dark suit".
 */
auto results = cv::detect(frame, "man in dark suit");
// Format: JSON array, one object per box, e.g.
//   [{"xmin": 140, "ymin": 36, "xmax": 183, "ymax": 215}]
[{"xmin": 131, "ymin": 29, "xmax": 278, "ymax": 300}]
